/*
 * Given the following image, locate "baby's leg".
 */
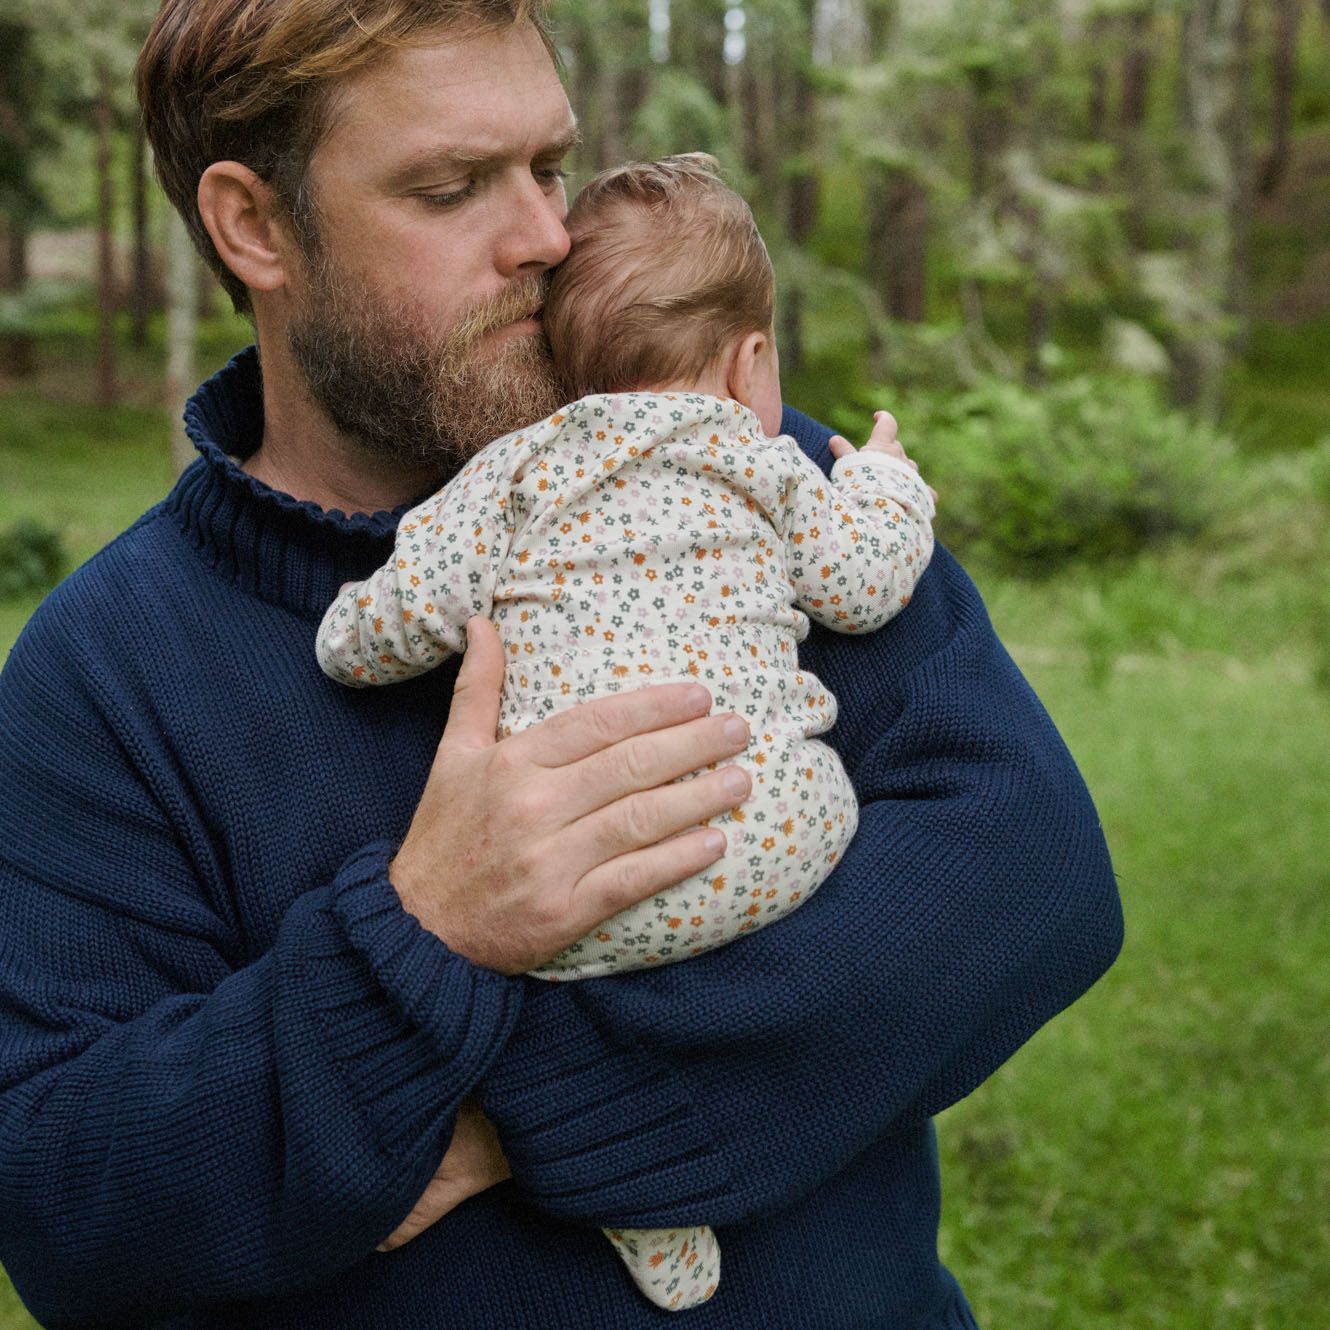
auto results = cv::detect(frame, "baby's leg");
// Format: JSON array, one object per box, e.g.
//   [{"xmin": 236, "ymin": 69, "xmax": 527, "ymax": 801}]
[{"xmin": 602, "ymin": 1224, "xmax": 721, "ymax": 1312}]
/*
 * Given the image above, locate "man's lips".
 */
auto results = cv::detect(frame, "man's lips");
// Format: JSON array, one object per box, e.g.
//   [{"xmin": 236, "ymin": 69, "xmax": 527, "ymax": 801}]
[{"xmin": 486, "ymin": 309, "xmax": 543, "ymax": 339}]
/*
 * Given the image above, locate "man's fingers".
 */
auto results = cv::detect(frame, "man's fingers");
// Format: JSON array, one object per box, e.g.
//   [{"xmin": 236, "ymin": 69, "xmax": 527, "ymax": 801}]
[
  {"xmin": 376, "ymin": 1172, "xmax": 465, "ymax": 1252},
  {"xmin": 516, "ymin": 682, "xmax": 715, "ymax": 767},
  {"xmin": 565, "ymin": 712, "xmax": 750, "ymax": 818},
  {"xmin": 572, "ymin": 761, "xmax": 750, "ymax": 873},
  {"xmin": 441, "ymin": 617, "xmax": 504, "ymax": 753},
  {"xmin": 574, "ymin": 825, "xmax": 731, "ymax": 926}
]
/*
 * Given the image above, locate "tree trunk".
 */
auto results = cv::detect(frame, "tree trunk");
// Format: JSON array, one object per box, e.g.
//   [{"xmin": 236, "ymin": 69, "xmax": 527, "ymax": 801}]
[
  {"xmin": 1087, "ymin": 11, "xmax": 1112, "ymax": 139},
  {"xmin": 196, "ymin": 262, "xmax": 218, "ymax": 322},
  {"xmin": 779, "ymin": 42, "xmax": 819, "ymax": 376},
  {"xmin": 166, "ymin": 209, "xmax": 199, "ymax": 474},
  {"xmin": 0, "ymin": 223, "xmax": 35, "ymax": 378},
  {"xmin": 129, "ymin": 118, "xmax": 152, "ymax": 347},
  {"xmin": 866, "ymin": 162, "xmax": 927, "ymax": 323},
  {"xmin": 1258, "ymin": 0, "xmax": 1301, "ymax": 194},
  {"xmin": 1175, "ymin": 0, "xmax": 1251, "ymax": 416},
  {"xmin": 5, "ymin": 224, "xmax": 28, "ymax": 288},
  {"xmin": 567, "ymin": 7, "xmax": 604, "ymax": 173},
  {"xmin": 813, "ymin": 0, "xmax": 869, "ymax": 67},
  {"xmin": 963, "ymin": 58, "xmax": 1010, "ymax": 200},
  {"xmin": 95, "ymin": 66, "xmax": 118, "ymax": 408},
  {"xmin": 740, "ymin": 21, "xmax": 781, "ymax": 202},
  {"xmin": 1120, "ymin": 5, "xmax": 1154, "ymax": 128},
  {"xmin": 672, "ymin": 0, "xmax": 727, "ymax": 106},
  {"xmin": 613, "ymin": 0, "xmax": 652, "ymax": 149},
  {"xmin": 0, "ymin": 20, "xmax": 37, "ymax": 376},
  {"xmin": 864, "ymin": 0, "xmax": 897, "ymax": 56},
  {"xmin": 1228, "ymin": 0, "xmax": 1254, "ymax": 355}
]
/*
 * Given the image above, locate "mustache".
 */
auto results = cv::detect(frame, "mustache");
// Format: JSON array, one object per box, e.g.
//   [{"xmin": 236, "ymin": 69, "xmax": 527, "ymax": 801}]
[{"xmin": 449, "ymin": 273, "xmax": 551, "ymax": 346}]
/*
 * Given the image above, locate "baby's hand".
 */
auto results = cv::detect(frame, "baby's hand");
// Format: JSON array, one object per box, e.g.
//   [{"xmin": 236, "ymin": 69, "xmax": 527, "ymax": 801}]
[{"xmin": 828, "ymin": 411, "xmax": 937, "ymax": 503}]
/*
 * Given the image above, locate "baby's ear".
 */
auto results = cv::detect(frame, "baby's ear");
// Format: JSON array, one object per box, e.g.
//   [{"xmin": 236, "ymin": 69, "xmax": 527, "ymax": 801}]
[{"xmin": 723, "ymin": 331, "xmax": 768, "ymax": 410}]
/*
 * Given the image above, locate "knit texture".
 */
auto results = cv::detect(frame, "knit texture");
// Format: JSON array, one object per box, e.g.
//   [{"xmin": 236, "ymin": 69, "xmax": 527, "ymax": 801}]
[{"xmin": 0, "ymin": 348, "xmax": 1122, "ymax": 1329}]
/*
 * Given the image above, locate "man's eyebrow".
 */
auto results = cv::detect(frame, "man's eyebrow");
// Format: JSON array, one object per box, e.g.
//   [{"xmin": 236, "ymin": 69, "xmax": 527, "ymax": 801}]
[{"xmin": 385, "ymin": 127, "xmax": 582, "ymax": 190}]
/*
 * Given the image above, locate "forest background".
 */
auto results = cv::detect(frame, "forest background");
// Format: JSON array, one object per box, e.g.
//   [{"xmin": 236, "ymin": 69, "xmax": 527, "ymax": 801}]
[{"xmin": 1, "ymin": 0, "xmax": 1327, "ymax": 1326}]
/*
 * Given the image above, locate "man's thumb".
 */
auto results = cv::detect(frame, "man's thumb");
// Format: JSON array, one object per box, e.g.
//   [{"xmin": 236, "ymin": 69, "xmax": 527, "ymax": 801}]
[{"xmin": 443, "ymin": 617, "xmax": 504, "ymax": 750}]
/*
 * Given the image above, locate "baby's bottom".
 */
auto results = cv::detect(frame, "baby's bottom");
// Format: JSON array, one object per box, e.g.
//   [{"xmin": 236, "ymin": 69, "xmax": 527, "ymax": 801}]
[{"xmin": 529, "ymin": 730, "xmax": 858, "ymax": 981}]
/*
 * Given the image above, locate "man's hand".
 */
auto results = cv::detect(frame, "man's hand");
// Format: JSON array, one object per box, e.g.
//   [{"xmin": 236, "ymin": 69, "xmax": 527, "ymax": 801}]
[
  {"xmin": 375, "ymin": 1098, "xmax": 510, "ymax": 1254},
  {"xmin": 389, "ymin": 616, "xmax": 752, "ymax": 974},
  {"xmin": 828, "ymin": 410, "xmax": 938, "ymax": 504}
]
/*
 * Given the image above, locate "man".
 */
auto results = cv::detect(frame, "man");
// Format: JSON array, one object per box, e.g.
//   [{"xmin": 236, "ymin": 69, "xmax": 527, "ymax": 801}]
[{"xmin": 0, "ymin": 2, "xmax": 1122, "ymax": 1327}]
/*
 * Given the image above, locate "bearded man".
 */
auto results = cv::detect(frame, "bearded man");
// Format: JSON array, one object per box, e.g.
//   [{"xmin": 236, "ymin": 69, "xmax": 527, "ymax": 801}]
[{"xmin": 0, "ymin": 2, "xmax": 1122, "ymax": 1327}]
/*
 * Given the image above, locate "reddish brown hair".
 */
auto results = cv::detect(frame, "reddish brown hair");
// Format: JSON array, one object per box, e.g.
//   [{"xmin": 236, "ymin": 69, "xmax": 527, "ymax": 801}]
[
  {"xmin": 544, "ymin": 153, "xmax": 775, "ymax": 399},
  {"xmin": 136, "ymin": 0, "xmax": 553, "ymax": 314}
]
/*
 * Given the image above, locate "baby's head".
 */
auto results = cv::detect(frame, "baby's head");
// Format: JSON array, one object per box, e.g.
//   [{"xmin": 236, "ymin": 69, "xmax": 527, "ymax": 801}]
[{"xmin": 544, "ymin": 154, "xmax": 782, "ymax": 434}]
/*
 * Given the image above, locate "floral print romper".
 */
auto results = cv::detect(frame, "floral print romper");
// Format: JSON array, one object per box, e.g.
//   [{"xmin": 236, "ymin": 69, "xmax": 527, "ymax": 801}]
[{"xmin": 317, "ymin": 391, "xmax": 935, "ymax": 1312}]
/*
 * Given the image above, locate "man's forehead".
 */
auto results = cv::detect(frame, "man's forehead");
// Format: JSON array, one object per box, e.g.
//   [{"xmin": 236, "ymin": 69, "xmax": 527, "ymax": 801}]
[{"xmin": 324, "ymin": 23, "xmax": 571, "ymax": 158}]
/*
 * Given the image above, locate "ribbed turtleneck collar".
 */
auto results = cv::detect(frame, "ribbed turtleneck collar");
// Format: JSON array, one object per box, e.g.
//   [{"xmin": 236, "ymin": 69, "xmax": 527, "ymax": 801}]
[{"xmin": 163, "ymin": 347, "xmax": 421, "ymax": 617}]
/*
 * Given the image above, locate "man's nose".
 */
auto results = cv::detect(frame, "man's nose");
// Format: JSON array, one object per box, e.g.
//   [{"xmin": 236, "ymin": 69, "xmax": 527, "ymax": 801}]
[{"xmin": 496, "ymin": 176, "xmax": 571, "ymax": 277}]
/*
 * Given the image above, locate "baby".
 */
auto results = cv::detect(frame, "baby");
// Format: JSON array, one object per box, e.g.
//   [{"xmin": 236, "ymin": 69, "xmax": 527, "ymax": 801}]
[{"xmin": 316, "ymin": 154, "xmax": 935, "ymax": 1312}]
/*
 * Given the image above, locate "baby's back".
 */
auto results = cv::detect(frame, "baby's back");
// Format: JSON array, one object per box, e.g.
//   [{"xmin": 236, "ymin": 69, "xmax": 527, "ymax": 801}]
[{"xmin": 489, "ymin": 391, "xmax": 837, "ymax": 742}]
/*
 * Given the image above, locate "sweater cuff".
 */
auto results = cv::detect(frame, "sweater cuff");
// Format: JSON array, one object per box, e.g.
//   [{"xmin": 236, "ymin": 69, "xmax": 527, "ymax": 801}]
[
  {"xmin": 313, "ymin": 840, "xmax": 525, "ymax": 1156},
  {"xmin": 476, "ymin": 978, "xmax": 735, "ymax": 1227}
]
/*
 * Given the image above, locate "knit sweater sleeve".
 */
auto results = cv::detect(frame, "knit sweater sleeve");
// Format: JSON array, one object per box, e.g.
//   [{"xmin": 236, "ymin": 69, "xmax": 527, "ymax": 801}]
[
  {"xmin": 0, "ymin": 607, "xmax": 523, "ymax": 1329},
  {"xmin": 474, "ymin": 411, "xmax": 1123, "ymax": 1231}
]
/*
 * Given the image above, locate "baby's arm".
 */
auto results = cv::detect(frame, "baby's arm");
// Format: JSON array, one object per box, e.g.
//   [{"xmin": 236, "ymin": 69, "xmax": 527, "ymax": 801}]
[
  {"xmin": 316, "ymin": 455, "xmax": 514, "ymax": 687},
  {"xmin": 781, "ymin": 410, "xmax": 936, "ymax": 633}
]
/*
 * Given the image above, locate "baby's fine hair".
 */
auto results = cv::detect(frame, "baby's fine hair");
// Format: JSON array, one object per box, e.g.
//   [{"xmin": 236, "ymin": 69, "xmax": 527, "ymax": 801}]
[{"xmin": 544, "ymin": 154, "xmax": 776, "ymax": 400}]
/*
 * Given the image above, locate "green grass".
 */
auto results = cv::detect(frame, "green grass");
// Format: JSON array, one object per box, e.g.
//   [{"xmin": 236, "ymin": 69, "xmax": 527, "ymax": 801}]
[
  {"xmin": 0, "ymin": 392, "xmax": 179, "ymax": 658},
  {"xmin": 0, "ymin": 1281, "xmax": 35, "ymax": 1330},
  {"xmin": 2, "ymin": 382, "xmax": 1328, "ymax": 1329},
  {"xmin": 936, "ymin": 642, "xmax": 1330, "ymax": 1329}
]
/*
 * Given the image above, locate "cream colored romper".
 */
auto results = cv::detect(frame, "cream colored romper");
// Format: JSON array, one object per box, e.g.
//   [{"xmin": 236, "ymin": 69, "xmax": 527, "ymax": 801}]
[{"xmin": 316, "ymin": 391, "xmax": 935, "ymax": 1312}]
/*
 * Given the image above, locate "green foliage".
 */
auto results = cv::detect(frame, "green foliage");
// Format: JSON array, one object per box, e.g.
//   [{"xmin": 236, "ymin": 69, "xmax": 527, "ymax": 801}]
[
  {"xmin": 878, "ymin": 375, "xmax": 1237, "ymax": 572},
  {"xmin": 0, "ymin": 278, "xmax": 84, "ymax": 334},
  {"xmin": 0, "ymin": 519, "xmax": 65, "ymax": 599},
  {"xmin": 629, "ymin": 69, "xmax": 731, "ymax": 160}
]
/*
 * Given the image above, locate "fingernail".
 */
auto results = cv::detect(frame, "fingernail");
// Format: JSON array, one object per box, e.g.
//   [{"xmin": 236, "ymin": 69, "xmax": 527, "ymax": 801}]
[
  {"xmin": 376, "ymin": 1243, "xmax": 390, "ymax": 1253},
  {"xmin": 722, "ymin": 766, "xmax": 750, "ymax": 796},
  {"xmin": 686, "ymin": 685, "xmax": 712, "ymax": 714},
  {"xmin": 703, "ymin": 830, "xmax": 726, "ymax": 855},
  {"xmin": 723, "ymin": 716, "xmax": 749, "ymax": 746}
]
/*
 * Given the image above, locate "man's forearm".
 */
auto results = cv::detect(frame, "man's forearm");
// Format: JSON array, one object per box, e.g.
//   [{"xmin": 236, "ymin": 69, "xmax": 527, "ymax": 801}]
[{"xmin": 477, "ymin": 546, "xmax": 1122, "ymax": 1228}]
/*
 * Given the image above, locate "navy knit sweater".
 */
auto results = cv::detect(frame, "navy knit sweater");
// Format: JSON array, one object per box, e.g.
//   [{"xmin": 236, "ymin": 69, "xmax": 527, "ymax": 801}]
[{"xmin": 0, "ymin": 349, "xmax": 1122, "ymax": 1330}]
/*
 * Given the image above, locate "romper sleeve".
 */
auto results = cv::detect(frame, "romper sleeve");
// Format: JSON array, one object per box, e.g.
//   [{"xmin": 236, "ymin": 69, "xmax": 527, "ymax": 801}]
[
  {"xmin": 780, "ymin": 440, "xmax": 935, "ymax": 633},
  {"xmin": 316, "ymin": 441, "xmax": 518, "ymax": 687}
]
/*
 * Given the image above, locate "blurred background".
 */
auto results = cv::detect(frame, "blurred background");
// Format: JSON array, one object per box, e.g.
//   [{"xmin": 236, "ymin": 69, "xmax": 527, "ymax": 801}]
[{"xmin": 1, "ymin": 0, "xmax": 1327, "ymax": 1326}]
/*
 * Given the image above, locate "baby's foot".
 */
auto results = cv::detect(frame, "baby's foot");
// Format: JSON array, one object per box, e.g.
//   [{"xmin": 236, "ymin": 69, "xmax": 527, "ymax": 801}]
[{"xmin": 602, "ymin": 1224, "xmax": 721, "ymax": 1311}]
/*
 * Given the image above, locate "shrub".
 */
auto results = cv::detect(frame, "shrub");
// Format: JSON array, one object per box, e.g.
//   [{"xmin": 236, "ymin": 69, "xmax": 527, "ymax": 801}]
[
  {"xmin": 854, "ymin": 375, "xmax": 1238, "ymax": 572},
  {"xmin": 0, "ymin": 520, "xmax": 67, "ymax": 600}
]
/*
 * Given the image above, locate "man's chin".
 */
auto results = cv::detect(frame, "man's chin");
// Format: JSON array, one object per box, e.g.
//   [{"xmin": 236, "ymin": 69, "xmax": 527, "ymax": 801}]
[{"xmin": 434, "ymin": 332, "xmax": 565, "ymax": 462}]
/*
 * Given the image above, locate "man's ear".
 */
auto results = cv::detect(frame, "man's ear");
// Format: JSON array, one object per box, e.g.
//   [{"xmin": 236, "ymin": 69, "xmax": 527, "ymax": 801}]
[
  {"xmin": 723, "ymin": 330, "xmax": 768, "ymax": 412},
  {"xmin": 197, "ymin": 162, "xmax": 293, "ymax": 298}
]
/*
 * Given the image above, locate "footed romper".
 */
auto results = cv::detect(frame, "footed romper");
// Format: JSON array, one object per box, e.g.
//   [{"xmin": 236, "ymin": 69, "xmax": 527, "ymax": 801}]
[{"xmin": 317, "ymin": 390, "xmax": 934, "ymax": 1311}]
